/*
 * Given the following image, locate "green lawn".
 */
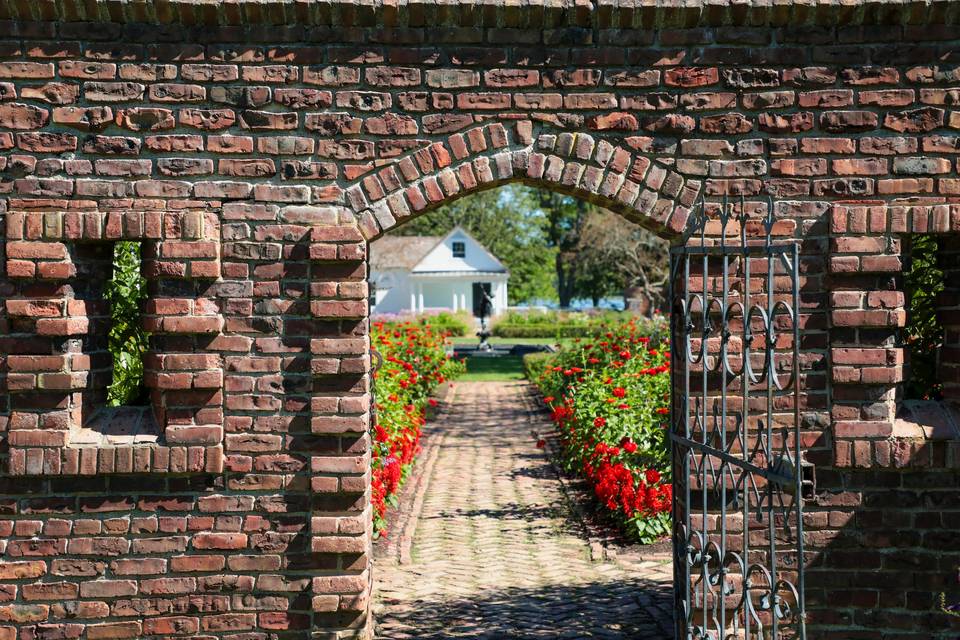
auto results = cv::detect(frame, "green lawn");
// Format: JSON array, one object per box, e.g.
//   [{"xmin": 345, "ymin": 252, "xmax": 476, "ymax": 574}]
[{"xmin": 457, "ymin": 355, "xmax": 526, "ymax": 381}]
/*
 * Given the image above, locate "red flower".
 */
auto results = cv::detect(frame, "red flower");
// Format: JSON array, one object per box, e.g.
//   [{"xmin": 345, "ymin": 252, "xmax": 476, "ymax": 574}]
[
  {"xmin": 623, "ymin": 440, "xmax": 638, "ymax": 454},
  {"xmin": 655, "ymin": 407, "xmax": 669, "ymax": 415},
  {"xmin": 428, "ymin": 398, "xmax": 438, "ymax": 407},
  {"xmin": 612, "ymin": 387, "xmax": 626, "ymax": 398},
  {"xmin": 645, "ymin": 469, "xmax": 661, "ymax": 485},
  {"xmin": 593, "ymin": 416, "xmax": 607, "ymax": 428},
  {"xmin": 536, "ymin": 439, "xmax": 546, "ymax": 449}
]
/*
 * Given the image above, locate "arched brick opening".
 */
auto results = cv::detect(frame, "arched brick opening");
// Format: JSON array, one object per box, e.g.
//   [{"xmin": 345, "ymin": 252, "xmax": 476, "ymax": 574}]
[{"xmin": 306, "ymin": 119, "xmax": 700, "ymax": 636}]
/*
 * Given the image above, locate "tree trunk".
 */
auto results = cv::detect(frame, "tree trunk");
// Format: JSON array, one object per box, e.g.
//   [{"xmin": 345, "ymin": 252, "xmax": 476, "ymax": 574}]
[{"xmin": 556, "ymin": 253, "xmax": 576, "ymax": 309}]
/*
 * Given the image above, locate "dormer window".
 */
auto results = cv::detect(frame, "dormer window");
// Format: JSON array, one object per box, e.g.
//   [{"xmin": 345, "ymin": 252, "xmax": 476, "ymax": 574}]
[{"xmin": 452, "ymin": 241, "xmax": 466, "ymax": 258}]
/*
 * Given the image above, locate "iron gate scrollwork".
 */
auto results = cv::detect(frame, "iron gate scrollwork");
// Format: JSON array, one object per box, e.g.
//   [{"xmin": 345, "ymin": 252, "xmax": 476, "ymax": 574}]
[{"xmin": 669, "ymin": 196, "xmax": 808, "ymax": 640}]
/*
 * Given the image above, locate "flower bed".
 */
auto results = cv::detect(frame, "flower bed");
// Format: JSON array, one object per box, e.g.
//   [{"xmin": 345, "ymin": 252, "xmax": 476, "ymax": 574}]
[
  {"xmin": 371, "ymin": 320, "xmax": 465, "ymax": 536},
  {"xmin": 530, "ymin": 316, "xmax": 672, "ymax": 543}
]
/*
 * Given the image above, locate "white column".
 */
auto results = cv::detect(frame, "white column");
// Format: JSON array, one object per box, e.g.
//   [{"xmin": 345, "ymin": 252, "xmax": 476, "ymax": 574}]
[
  {"xmin": 452, "ymin": 291, "xmax": 458, "ymax": 312},
  {"xmin": 460, "ymin": 293, "xmax": 467, "ymax": 313},
  {"xmin": 410, "ymin": 290, "xmax": 416, "ymax": 312},
  {"xmin": 417, "ymin": 283, "xmax": 424, "ymax": 313}
]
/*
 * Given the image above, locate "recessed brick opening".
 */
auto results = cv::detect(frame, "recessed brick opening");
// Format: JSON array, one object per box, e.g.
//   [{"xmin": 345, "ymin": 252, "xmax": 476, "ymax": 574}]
[
  {"xmin": 902, "ymin": 234, "xmax": 945, "ymax": 402},
  {"xmin": 935, "ymin": 236, "xmax": 960, "ymax": 405},
  {"xmin": 73, "ymin": 241, "xmax": 160, "ymax": 448},
  {"xmin": 4, "ymin": 211, "xmax": 227, "ymax": 474},
  {"xmin": 899, "ymin": 234, "xmax": 960, "ymax": 426}
]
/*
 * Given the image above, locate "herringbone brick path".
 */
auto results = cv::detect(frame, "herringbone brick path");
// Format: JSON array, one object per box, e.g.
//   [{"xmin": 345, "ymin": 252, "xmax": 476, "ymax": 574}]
[{"xmin": 374, "ymin": 381, "xmax": 673, "ymax": 639}]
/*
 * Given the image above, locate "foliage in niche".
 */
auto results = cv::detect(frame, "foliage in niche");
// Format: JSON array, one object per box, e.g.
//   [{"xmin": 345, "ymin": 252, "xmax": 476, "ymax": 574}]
[
  {"xmin": 106, "ymin": 241, "xmax": 149, "ymax": 406},
  {"xmin": 904, "ymin": 234, "xmax": 945, "ymax": 401}
]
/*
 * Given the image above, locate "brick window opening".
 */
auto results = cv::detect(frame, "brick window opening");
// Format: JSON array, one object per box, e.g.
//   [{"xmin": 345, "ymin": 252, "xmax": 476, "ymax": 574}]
[
  {"xmin": 73, "ymin": 241, "xmax": 161, "ymax": 447},
  {"xmin": 895, "ymin": 234, "xmax": 960, "ymax": 440},
  {"xmin": 5, "ymin": 210, "xmax": 225, "ymax": 475},
  {"xmin": 106, "ymin": 242, "xmax": 149, "ymax": 407},
  {"xmin": 903, "ymin": 234, "xmax": 945, "ymax": 401}
]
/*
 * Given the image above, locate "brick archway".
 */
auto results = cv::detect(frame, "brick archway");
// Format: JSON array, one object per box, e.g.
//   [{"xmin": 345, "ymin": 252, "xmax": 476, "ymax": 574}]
[
  {"xmin": 335, "ymin": 120, "xmax": 701, "ymax": 241},
  {"xmin": 309, "ymin": 122, "xmax": 699, "ymax": 636}
]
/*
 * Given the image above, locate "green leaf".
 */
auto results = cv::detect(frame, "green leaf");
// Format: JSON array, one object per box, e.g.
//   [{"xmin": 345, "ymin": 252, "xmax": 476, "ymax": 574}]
[{"xmin": 105, "ymin": 242, "xmax": 149, "ymax": 407}]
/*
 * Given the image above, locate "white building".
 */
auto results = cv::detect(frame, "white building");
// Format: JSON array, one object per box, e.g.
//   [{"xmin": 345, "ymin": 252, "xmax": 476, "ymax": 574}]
[{"xmin": 369, "ymin": 226, "xmax": 509, "ymax": 317}]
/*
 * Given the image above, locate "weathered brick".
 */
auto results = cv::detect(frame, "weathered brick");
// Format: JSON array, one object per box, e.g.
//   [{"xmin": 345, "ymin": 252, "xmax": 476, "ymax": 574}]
[{"xmin": 0, "ymin": 13, "xmax": 954, "ymax": 640}]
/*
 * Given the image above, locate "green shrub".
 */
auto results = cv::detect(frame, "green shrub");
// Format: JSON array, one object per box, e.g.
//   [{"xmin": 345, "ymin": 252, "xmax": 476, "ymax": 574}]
[
  {"xmin": 416, "ymin": 311, "xmax": 472, "ymax": 337},
  {"xmin": 530, "ymin": 315, "xmax": 672, "ymax": 544},
  {"xmin": 494, "ymin": 323, "xmax": 589, "ymax": 338},
  {"xmin": 904, "ymin": 235, "xmax": 944, "ymax": 400},
  {"xmin": 494, "ymin": 311, "xmax": 667, "ymax": 340},
  {"xmin": 522, "ymin": 351, "xmax": 555, "ymax": 380}
]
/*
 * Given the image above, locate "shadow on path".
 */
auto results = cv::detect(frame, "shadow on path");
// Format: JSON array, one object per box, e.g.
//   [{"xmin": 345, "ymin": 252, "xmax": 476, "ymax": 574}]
[
  {"xmin": 377, "ymin": 580, "xmax": 673, "ymax": 639},
  {"xmin": 374, "ymin": 381, "xmax": 673, "ymax": 639}
]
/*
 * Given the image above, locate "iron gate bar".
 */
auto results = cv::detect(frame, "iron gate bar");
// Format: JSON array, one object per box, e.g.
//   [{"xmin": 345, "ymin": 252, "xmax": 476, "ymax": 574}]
[
  {"xmin": 669, "ymin": 195, "xmax": 806, "ymax": 640},
  {"xmin": 669, "ymin": 435, "xmax": 794, "ymax": 487},
  {"xmin": 678, "ymin": 245, "xmax": 799, "ymax": 256}
]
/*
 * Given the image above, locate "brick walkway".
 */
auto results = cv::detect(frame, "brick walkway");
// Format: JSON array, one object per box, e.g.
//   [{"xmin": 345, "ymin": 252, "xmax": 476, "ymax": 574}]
[{"xmin": 374, "ymin": 381, "xmax": 673, "ymax": 639}]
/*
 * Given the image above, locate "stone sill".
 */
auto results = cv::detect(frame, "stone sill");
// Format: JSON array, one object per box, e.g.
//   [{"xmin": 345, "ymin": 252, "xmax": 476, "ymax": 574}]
[
  {"xmin": 70, "ymin": 406, "xmax": 161, "ymax": 447},
  {"xmin": 894, "ymin": 399, "xmax": 960, "ymax": 441}
]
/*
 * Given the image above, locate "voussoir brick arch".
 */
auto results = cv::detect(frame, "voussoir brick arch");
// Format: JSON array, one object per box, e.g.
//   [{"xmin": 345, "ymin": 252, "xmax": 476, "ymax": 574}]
[
  {"xmin": 304, "ymin": 120, "xmax": 703, "ymax": 619},
  {"xmin": 329, "ymin": 120, "xmax": 703, "ymax": 244}
]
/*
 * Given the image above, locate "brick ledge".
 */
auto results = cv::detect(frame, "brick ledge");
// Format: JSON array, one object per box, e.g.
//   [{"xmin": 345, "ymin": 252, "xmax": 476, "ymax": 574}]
[
  {"xmin": 8, "ymin": 441, "xmax": 225, "ymax": 475},
  {"xmin": 894, "ymin": 399, "xmax": 960, "ymax": 441}
]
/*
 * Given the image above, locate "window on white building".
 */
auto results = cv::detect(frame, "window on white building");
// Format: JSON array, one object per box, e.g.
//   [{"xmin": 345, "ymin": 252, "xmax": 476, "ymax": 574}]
[{"xmin": 452, "ymin": 241, "xmax": 465, "ymax": 258}]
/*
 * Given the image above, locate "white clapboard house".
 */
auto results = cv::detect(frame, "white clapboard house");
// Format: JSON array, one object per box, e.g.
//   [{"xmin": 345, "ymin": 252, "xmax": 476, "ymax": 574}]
[{"xmin": 369, "ymin": 226, "xmax": 509, "ymax": 317}]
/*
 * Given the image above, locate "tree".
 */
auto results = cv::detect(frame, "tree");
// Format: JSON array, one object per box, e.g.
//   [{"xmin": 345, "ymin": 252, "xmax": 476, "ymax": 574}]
[
  {"xmin": 390, "ymin": 185, "xmax": 557, "ymax": 305},
  {"xmin": 537, "ymin": 191, "xmax": 593, "ymax": 308},
  {"xmin": 391, "ymin": 186, "xmax": 668, "ymax": 310},
  {"xmin": 573, "ymin": 211, "xmax": 628, "ymax": 307},
  {"xmin": 573, "ymin": 209, "xmax": 670, "ymax": 315}
]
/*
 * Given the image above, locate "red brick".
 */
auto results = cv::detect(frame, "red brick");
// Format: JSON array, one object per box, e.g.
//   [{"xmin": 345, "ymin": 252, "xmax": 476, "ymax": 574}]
[{"xmin": 0, "ymin": 19, "xmax": 954, "ymax": 640}]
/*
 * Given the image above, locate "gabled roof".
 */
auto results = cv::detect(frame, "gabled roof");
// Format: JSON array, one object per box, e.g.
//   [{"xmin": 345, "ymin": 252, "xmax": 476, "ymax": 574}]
[
  {"xmin": 370, "ymin": 226, "xmax": 508, "ymax": 274},
  {"xmin": 369, "ymin": 235, "xmax": 441, "ymax": 271}
]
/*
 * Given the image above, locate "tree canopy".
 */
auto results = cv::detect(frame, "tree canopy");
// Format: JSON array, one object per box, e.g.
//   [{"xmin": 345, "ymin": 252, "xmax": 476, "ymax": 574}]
[{"xmin": 389, "ymin": 185, "xmax": 669, "ymax": 308}]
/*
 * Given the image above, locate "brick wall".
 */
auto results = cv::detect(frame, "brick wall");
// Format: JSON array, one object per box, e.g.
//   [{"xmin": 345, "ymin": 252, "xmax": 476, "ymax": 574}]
[{"xmin": 0, "ymin": 2, "xmax": 959, "ymax": 638}]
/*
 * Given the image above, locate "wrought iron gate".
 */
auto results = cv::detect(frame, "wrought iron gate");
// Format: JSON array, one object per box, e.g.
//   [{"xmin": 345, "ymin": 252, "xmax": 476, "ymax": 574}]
[{"xmin": 669, "ymin": 197, "xmax": 808, "ymax": 640}]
